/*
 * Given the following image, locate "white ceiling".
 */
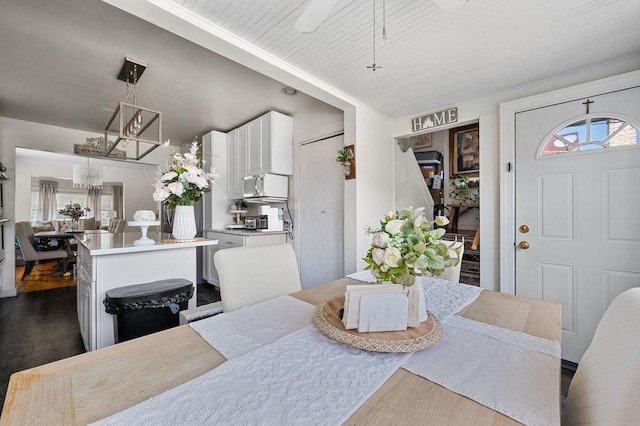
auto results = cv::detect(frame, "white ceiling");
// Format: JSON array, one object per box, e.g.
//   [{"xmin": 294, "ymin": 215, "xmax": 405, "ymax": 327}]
[{"xmin": 1, "ymin": 0, "xmax": 640, "ymax": 150}]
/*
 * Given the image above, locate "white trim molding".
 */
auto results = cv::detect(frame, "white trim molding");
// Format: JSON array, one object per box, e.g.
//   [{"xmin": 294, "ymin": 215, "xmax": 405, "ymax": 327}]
[{"xmin": 498, "ymin": 69, "xmax": 640, "ymax": 295}]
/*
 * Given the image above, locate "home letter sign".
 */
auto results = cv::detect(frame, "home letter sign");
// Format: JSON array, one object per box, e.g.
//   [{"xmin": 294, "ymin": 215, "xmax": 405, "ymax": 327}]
[{"xmin": 411, "ymin": 107, "xmax": 458, "ymax": 132}]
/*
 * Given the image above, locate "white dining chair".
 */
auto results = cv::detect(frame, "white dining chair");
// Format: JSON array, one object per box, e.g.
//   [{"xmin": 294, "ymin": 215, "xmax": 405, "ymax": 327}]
[
  {"xmin": 564, "ymin": 287, "xmax": 640, "ymax": 425},
  {"xmin": 180, "ymin": 244, "xmax": 302, "ymax": 324}
]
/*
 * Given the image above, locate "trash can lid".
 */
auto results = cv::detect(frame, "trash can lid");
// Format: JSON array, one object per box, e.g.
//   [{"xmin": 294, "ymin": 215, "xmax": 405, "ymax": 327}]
[{"xmin": 104, "ymin": 278, "xmax": 193, "ymax": 305}]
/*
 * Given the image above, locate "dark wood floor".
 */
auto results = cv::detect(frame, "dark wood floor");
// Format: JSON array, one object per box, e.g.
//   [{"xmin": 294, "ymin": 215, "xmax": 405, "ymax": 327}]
[
  {"xmin": 0, "ymin": 282, "xmax": 221, "ymax": 408},
  {"xmin": 0, "ymin": 282, "xmax": 573, "ymax": 415}
]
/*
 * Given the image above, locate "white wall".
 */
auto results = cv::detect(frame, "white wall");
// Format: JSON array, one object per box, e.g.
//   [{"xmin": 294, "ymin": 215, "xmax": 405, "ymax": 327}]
[
  {"xmin": 392, "ymin": 65, "xmax": 640, "ymax": 291},
  {"xmin": 0, "ymin": 116, "xmax": 172, "ymax": 297},
  {"xmin": 15, "ymin": 154, "xmax": 160, "ymax": 222},
  {"xmin": 347, "ymin": 105, "xmax": 395, "ymax": 273}
]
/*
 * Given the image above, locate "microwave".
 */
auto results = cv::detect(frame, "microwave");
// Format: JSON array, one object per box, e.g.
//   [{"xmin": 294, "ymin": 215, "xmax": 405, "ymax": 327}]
[{"xmin": 242, "ymin": 173, "xmax": 288, "ymax": 200}]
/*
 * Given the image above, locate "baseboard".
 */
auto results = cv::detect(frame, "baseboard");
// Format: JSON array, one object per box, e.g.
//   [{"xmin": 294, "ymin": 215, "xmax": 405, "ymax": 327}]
[{"xmin": 0, "ymin": 287, "xmax": 18, "ymax": 298}]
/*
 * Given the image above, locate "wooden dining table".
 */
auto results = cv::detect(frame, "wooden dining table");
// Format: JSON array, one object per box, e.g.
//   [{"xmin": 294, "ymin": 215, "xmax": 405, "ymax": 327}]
[{"xmin": 1, "ymin": 278, "xmax": 561, "ymax": 425}]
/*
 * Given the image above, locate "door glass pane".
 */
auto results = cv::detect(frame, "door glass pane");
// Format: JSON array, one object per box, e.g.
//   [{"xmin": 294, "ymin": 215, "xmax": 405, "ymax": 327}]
[{"xmin": 541, "ymin": 117, "xmax": 640, "ymax": 156}]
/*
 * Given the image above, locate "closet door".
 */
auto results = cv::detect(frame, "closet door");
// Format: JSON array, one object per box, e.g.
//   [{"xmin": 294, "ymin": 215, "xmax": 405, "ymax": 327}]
[{"xmin": 298, "ymin": 135, "xmax": 344, "ymax": 289}]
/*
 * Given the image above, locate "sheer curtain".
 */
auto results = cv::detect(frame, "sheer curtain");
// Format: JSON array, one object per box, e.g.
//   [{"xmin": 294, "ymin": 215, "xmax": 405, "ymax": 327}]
[
  {"xmin": 87, "ymin": 187, "xmax": 102, "ymax": 220},
  {"xmin": 112, "ymin": 186, "xmax": 123, "ymax": 219},
  {"xmin": 37, "ymin": 180, "xmax": 57, "ymax": 222}
]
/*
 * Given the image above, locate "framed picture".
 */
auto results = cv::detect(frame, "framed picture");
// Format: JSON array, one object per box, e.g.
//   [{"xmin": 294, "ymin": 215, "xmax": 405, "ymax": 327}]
[
  {"xmin": 449, "ymin": 124, "xmax": 479, "ymax": 176},
  {"xmin": 412, "ymin": 133, "xmax": 432, "ymax": 151}
]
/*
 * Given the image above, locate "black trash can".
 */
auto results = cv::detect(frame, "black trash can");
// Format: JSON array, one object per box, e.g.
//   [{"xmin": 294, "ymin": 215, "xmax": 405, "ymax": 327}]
[{"xmin": 103, "ymin": 278, "xmax": 193, "ymax": 343}]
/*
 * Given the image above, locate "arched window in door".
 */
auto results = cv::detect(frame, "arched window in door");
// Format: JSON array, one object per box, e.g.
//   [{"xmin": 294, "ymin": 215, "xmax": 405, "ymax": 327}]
[{"xmin": 539, "ymin": 116, "xmax": 640, "ymax": 157}]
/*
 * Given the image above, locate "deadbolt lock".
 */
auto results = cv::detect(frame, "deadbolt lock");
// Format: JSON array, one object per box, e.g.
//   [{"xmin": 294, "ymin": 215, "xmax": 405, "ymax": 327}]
[
  {"xmin": 519, "ymin": 225, "xmax": 530, "ymax": 233},
  {"xmin": 519, "ymin": 241, "xmax": 530, "ymax": 250}
]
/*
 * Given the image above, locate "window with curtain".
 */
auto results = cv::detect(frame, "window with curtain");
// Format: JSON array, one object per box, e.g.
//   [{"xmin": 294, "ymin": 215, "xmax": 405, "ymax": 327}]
[
  {"xmin": 112, "ymin": 185, "xmax": 123, "ymax": 219},
  {"xmin": 86, "ymin": 187, "xmax": 102, "ymax": 220},
  {"xmin": 36, "ymin": 180, "xmax": 58, "ymax": 222}
]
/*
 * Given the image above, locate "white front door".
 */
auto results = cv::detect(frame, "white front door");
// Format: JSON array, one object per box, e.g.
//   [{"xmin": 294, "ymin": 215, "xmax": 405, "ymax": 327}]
[
  {"xmin": 514, "ymin": 86, "xmax": 640, "ymax": 363},
  {"xmin": 299, "ymin": 135, "xmax": 345, "ymax": 289}
]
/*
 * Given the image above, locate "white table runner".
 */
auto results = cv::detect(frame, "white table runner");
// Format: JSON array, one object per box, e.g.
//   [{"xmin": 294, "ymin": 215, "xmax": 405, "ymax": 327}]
[
  {"xmin": 190, "ymin": 295, "xmax": 315, "ymax": 359},
  {"xmin": 94, "ymin": 325, "xmax": 410, "ymax": 426},
  {"xmin": 402, "ymin": 315, "xmax": 561, "ymax": 426},
  {"xmin": 96, "ymin": 278, "xmax": 559, "ymax": 425}
]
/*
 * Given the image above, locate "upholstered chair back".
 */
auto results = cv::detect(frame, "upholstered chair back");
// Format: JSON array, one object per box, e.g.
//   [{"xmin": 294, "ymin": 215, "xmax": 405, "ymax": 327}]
[
  {"xmin": 214, "ymin": 244, "xmax": 302, "ymax": 312},
  {"xmin": 564, "ymin": 287, "xmax": 640, "ymax": 424}
]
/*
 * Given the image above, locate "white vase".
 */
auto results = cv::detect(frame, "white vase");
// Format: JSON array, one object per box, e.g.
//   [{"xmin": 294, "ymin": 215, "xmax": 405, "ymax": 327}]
[{"xmin": 172, "ymin": 205, "xmax": 197, "ymax": 240}]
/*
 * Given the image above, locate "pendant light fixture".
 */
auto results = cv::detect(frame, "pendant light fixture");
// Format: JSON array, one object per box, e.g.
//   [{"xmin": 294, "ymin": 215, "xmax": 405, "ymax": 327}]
[
  {"xmin": 73, "ymin": 157, "xmax": 103, "ymax": 189},
  {"xmin": 104, "ymin": 57, "xmax": 163, "ymax": 160}
]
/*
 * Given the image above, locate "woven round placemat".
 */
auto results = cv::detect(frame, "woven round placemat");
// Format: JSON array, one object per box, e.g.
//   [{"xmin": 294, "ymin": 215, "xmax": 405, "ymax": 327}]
[{"xmin": 313, "ymin": 296, "xmax": 444, "ymax": 353}]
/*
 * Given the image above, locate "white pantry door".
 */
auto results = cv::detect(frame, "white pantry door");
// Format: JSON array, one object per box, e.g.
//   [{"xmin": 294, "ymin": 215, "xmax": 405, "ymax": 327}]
[
  {"xmin": 514, "ymin": 86, "xmax": 640, "ymax": 363},
  {"xmin": 299, "ymin": 135, "xmax": 345, "ymax": 289}
]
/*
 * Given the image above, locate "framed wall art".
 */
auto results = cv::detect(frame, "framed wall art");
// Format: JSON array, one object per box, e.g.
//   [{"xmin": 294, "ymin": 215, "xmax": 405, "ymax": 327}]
[{"xmin": 449, "ymin": 124, "xmax": 479, "ymax": 176}]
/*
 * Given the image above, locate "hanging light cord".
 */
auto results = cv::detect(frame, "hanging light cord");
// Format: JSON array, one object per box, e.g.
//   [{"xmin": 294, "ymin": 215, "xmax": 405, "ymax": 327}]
[
  {"xmin": 367, "ymin": 0, "xmax": 381, "ymax": 70},
  {"xmin": 382, "ymin": 0, "xmax": 388, "ymax": 42}
]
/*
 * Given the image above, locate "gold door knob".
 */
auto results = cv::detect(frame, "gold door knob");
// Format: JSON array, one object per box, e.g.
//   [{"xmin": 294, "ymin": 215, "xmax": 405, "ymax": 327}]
[
  {"xmin": 519, "ymin": 241, "xmax": 530, "ymax": 249},
  {"xmin": 519, "ymin": 224, "xmax": 530, "ymax": 233}
]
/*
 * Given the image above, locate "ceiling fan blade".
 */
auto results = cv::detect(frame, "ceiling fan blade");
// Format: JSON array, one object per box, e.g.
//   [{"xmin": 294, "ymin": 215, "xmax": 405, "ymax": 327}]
[
  {"xmin": 294, "ymin": 0, "xmax": 340, "ymax": 33},
  {"xmin": 432, "ymin": 0, "xmax": 469, "ymax": 13}
]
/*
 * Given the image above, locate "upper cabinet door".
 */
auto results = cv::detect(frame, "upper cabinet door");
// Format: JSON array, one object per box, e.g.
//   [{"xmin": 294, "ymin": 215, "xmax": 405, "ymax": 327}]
[
  {"xmin": 248, "ymin": 119, "xmax": 262, "ymax": 174},
  {"xmin": 226, "ymin": 129, "xmax": 239, "ymax": 199},
  {"xmin": 264, "ymin": 111, "xmax": 293, "ymax": 176}
]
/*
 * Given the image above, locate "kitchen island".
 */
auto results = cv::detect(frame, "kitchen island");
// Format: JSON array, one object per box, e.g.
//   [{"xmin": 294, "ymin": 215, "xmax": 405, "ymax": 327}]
[{"xmin": 76, "ymin": 232, "xmax": 218, "ymax": 351}]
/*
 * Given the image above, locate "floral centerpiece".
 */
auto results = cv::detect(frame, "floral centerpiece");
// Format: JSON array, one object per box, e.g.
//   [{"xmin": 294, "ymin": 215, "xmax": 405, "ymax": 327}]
[
  {"xmin": 152, "ymin": 141, "xmax": 220, "ymax": 208},
  {"xmin": 363, "ymin": 207, "xmax": 461, "ymax": 287},
  {"xmin": 58, "ymin": 203, "xmax": 90, "ymax": 221},
  {"xmin": 58, "ymin": 203, "xmax": 90, "ymax": 231},
  {"xmin": 153, "ymin": 140, "xmax": 219, "ymax": 240}
]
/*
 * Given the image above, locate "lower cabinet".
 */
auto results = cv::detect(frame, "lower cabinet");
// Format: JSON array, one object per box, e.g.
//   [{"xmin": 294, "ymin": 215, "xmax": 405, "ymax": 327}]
[
  {"xmin": 77, "ymin": 266, "xmax": 93, "ymax": 352},
  {"xmin": 203, "ymin": 231, "xmax": 287, "ymax": 286}
]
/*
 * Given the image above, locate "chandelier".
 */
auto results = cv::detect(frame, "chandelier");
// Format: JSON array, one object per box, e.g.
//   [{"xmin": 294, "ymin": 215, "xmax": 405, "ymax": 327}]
[
  {"xmin": 73, "ymin": 158, "xmax": 103, "ymax": 189},
  {"xmin": 104, "ymin": 57, "xmax": 163, "ymax": 160}
]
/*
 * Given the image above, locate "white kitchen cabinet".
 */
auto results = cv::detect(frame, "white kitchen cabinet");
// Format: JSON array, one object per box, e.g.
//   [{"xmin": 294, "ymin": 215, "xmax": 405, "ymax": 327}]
[
  {"xmin": 203, "ymin": 230, "xmax": 288, "ymax": 286},
  {"xmin": 226, "ymin": 129, "xmax": 240, "ymax": 199},
  {"xmin": 247, "ymin": 111, "xmax": 293, "ymax": 176},
  {"xmin": 227, "ymin": 112, "xmax": 293, "ymax": 200},
  {"xmin": 227, "ymin": 125, "xmax": 249, "ymax": 200},
  {"xmin": 76, "ymin": 244, "xmax": 94, "ymax": 352},
  {"xmin": 202, "ymin": 130, "xmax": 231, "ymax": 230}
]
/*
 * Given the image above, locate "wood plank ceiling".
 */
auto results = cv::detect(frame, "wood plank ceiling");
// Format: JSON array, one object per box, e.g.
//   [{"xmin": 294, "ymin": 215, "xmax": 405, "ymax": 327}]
[{"xmin": 170, "ymin": 0, "xmax": 640, "ymax": 119}]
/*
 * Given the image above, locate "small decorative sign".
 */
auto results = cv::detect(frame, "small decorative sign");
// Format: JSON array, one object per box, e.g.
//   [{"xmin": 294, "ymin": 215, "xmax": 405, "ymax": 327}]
[{"xmin": 411, "ymin": 107, "xmax": 458, "ymax": 133}]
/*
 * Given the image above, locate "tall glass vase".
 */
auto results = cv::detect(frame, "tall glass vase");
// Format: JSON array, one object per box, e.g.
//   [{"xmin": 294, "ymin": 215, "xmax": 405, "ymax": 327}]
[{"xmin": 172, "ymin": 205, "xmax": 197, "ymax": 240}]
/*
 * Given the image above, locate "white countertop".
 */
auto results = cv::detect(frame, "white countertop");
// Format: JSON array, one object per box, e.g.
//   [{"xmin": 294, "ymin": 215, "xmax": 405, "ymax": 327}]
[
  {"xmin": 78, "ymin": 232, "xmax": 218, "ymax": 255},
  {"xmin": 207, "ymin": 228, "xmax": 289, "ymax": 237}
]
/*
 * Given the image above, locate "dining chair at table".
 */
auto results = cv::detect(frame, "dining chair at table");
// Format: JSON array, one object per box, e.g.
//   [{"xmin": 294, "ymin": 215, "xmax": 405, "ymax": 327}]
[
  {"xmin": 180, "ymin": 243, "xmax": 302, "ymax": 324},
  {"xmin": 15, "ymin": 221, "xmax": 69, "ymax": 280},
  {"xmin": 564, "ymin": 287, "xmax": 640, "ymax": 425}
]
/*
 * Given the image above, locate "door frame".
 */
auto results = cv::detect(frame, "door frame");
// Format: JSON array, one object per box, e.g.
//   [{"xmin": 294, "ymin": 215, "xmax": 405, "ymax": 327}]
[{"xmin": 498, "ymin": 69, "xmax": 640, "ymax": 295}]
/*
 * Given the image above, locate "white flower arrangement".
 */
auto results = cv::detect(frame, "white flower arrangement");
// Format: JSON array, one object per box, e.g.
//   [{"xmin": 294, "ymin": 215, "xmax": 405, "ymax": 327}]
[
  {"xmin": 152, "ymin": 141, "xmax": 220, "ymax": 209},
  {"xmin": 363, "ymin": 207, "xmax": 462, "ymax": 286}
]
